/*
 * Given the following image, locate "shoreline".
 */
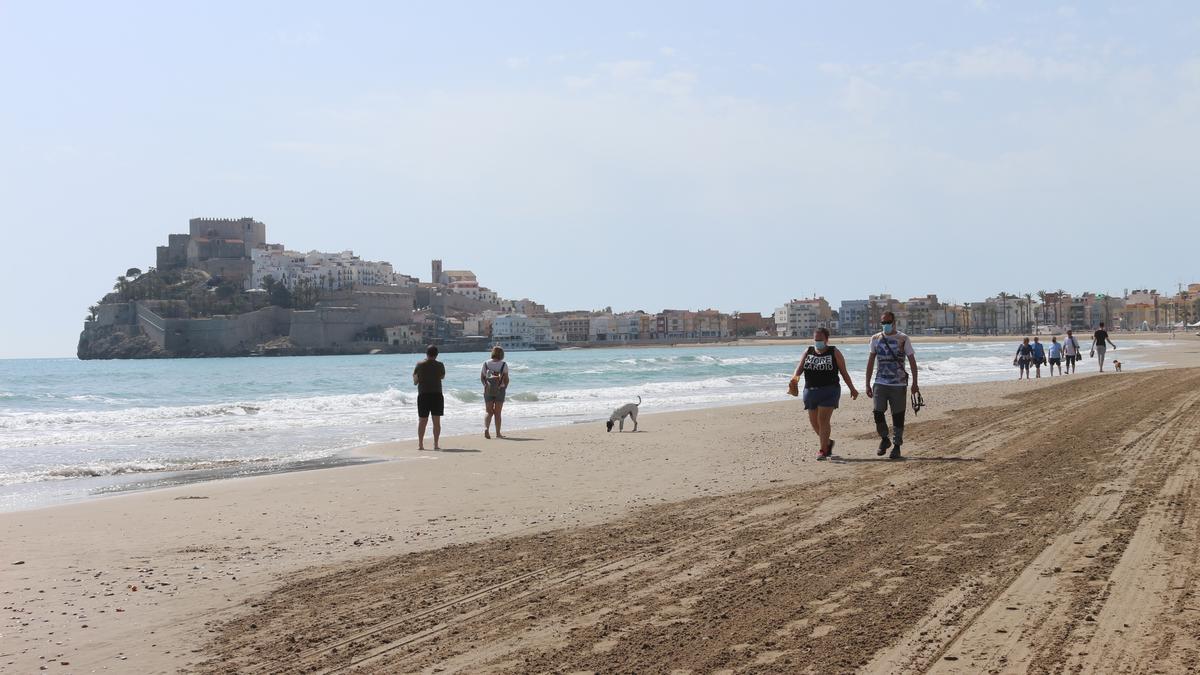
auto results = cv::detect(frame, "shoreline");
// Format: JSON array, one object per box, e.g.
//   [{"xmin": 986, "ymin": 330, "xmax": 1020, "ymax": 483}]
[
  {"xmin": 580, "ymin": 328, "xmax": 1191, "ymax": 349},
  {"xmin": 1, "ymin": 336, "xmax": 1187, "ymax": 514}
]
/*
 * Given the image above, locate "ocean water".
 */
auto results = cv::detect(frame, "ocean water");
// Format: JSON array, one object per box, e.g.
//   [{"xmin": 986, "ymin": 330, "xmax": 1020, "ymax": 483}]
[{"xmin": 0, "ymin": 340, "xmax": 1171, "ymax": 511}]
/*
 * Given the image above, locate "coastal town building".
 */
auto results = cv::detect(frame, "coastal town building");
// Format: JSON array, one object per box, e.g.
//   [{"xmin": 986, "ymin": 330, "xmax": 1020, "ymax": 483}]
[
  {"xmin": 731, "ymin": 312, "xmax": 772, "ymax": 337},
  {"xmin": 463, "ymin": 312, "xmax": 501, "ymax": 338},
  {"xmin": 928, "ymin": 304, "xmax": 968, "ymax": 334},
  {"xmin": 588, "ymin": 313, "xmax": 616, "ymax": 341},
  {"xmin": 493, "ymin": 314, "xmax": 552, "ymax": 345},
  {"xmin": 551, "ymin": 314, "xmax": 592, "ymax": 343},
  {"xmin": 509, "ymin": 298, "xmax": 548, "ymax": 317},
  {"xmin": 655, "ymin": 310, "xmax": 690, "ymax": 339},
  {"xmin": 593, "ymin": 311, "xmax": 652, "ymax": 342},
  {"xmin": 385, "ymin": 324, "xmax": 422, "ymax": 347},
  {"xmin": 251, "ymin": 247, "xmax": 399, "ymax": 292},
  {"xmin": 773, "ymin": 298, "xmax": 832, "ymax": 337},
  {"xmin": 838, "ymin": 300, "xmax": 870, "ymax": 335},
  {"xmin": 693, "ymin": 309, "xmax": 730, "ymax": 338},
  {"xmin": 431, "ymin": 260, "xmax": 478, "ymax": 287},
  {"xmin": 902, "ymin": 295, "xmax": 941, "ymax": 334}
]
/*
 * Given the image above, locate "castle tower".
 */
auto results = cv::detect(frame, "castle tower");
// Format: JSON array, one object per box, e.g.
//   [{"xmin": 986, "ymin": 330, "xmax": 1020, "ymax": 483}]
[{"xmin": 431, "ymin": 259, "xmax": 443, "ymax": 285}]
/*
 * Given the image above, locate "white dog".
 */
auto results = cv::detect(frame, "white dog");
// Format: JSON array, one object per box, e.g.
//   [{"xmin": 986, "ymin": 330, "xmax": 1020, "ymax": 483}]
[{"xmin": 606, "ymin": 396, "xmax": 641, "ymax": 432}]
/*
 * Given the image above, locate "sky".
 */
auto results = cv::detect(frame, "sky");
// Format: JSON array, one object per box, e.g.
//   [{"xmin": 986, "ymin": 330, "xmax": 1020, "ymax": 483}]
[{"xmin": 1, "ymin": 1, "xmax": 1198, "ymax": 358}]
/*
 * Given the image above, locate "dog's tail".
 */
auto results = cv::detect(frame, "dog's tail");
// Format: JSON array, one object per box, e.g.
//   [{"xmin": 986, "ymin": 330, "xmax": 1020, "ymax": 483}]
[{"xmin": 637, "ymin": 395, "xmax": 642, "ymax": 405}]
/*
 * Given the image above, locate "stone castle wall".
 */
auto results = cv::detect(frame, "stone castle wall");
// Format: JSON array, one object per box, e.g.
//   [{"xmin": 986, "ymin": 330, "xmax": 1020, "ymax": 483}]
[
  {"xmin": 317, "ymin": 288, "xmax": 415, "ymax": 327},
  {"xmin": 289, "ymin": 307, "xmax": 365, "ymax": 349},
  {"xmin": 134, "ymin": 303, "xmax": 290, "ymax": 354}
]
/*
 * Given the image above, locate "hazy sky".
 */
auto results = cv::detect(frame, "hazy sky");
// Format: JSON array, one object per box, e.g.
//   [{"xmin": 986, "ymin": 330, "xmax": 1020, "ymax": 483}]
[{"xmin": 2, "ymin": 1, "xmax": 1198, "ymax": 358}]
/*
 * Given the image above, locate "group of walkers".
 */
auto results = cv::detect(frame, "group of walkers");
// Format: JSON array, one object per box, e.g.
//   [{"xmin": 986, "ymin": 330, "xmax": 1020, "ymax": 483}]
[
  {"xmin": 789, "ymin": 311, "xmax": 916, "ymax": 461},
  {"xmin": 1013, "ymin": 323, "xmax": 1117, "ymax": 379},
  {"xmin": 411, "ymin": 345, "xmax": 510, "ymax": 451},
  {"xmin": 789, "ymin": 313, "xmax": 1128, "ymax": 461},
  {"xmin": 413, "ymin": 315, "xmax": 1125, "ymax": 457}
]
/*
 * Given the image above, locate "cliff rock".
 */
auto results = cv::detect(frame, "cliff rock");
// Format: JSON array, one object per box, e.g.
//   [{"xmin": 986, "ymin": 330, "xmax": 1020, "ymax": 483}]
[{"xmin": 77, "ymin": 325, "xmax": 167, "ymax": 360}]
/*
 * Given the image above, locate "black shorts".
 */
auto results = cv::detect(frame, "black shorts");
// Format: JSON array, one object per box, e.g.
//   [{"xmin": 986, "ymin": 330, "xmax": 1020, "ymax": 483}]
[
  {"xmin": 417, "ymin": 392, "xmax": 444, "ymax": 418},
  {"xmin": 1066, "ymin": 355, "xmax": 1077, "ymax": 364},
  {"xmin": 1049, "ymin": 357, "xmax": 1061, "ymax": 365}
]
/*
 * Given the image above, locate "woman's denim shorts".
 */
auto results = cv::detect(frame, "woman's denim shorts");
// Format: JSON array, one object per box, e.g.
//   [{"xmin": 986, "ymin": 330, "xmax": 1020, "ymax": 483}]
[{"xmin": 802, "ymin": 384, "xmax": 841, "ymax": 410}]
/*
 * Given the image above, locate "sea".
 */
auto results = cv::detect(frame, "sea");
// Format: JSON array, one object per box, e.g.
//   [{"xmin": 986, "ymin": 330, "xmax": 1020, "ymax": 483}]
[{"xmin": 0, "ymin": 340, "xmax": 1172, "ymax": 512}]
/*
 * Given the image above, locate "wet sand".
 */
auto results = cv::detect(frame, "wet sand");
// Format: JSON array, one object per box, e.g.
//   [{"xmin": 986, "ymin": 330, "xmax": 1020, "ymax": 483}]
[{"xmin": 2, "ymin": 336, "xmax": 1198, "ymax": 673}]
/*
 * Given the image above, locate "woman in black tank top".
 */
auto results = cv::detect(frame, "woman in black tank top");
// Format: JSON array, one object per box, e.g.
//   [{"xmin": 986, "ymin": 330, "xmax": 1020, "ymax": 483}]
[{"xmin": 789, "ymin": 328, "xmax": 860, "ymax": 461}]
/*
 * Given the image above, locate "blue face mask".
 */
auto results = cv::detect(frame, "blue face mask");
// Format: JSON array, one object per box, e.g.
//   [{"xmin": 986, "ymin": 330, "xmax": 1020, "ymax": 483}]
[
  {"xmin": 881, "ymin": 323, "xmax": 894, "ymax": 333},
  {"xmin": 814, "ymin": 340, "xmax": 827, "ymax": 350}
]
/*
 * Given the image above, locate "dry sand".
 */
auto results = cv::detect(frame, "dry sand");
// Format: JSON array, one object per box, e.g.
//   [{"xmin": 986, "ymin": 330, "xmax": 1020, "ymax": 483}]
[{"xmin": 2, "ymin": 336, "xmax": 1199, "ymax": 673}]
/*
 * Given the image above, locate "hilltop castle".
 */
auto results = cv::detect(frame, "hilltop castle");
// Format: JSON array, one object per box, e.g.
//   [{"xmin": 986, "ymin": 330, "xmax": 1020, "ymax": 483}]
[{"xmin": 156, "ymin": 217, "xmax": 268, "ymax": 283}]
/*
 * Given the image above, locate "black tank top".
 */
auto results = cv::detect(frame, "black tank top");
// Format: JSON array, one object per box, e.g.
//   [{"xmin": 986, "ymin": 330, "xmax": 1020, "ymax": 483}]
[{"xmin": 801, "ymin": 347, "xmax": 839, "ymax": 388}]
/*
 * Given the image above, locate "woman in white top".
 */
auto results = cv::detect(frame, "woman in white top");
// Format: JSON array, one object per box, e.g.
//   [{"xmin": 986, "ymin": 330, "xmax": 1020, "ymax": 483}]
[{"xmin": 481, "ymin": 346, "xmax": 509, "ymax": 439}]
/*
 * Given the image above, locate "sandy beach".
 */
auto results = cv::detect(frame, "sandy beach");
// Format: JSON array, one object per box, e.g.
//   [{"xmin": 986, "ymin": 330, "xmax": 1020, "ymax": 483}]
[{"xmin": 3, "ymin": 336, "xmax": 1199, "ymax": 673}]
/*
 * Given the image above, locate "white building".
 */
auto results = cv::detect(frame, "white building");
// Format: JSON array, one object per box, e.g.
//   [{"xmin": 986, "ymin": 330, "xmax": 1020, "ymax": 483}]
[
  {"xmin": 773, "ymin": 298, "xmax": 833, "ymax": 337},
  {"xmin": 589, "ymin": 314, "xmax": 616, "ymax": 341},
  {"xmin": 492, "ymin": 314, "xmax": 552, "ymax": 344},
  {"xmin": 611, "ymin": 312, "xmax": 645, "ymax": 342},
  {"xmin": 447, "ymin": 280, "xmax": 501, "ymax": 305},
  {"xmin": 251, "ymin": 247, "xmax": 399, "ymax": 291}
]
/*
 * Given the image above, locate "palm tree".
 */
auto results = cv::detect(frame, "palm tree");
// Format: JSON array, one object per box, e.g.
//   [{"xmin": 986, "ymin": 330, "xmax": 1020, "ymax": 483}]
[
  {"xmin": 113, "ymin": 275, "xmax": 130, "ymax": 302},
  {"xmin": 996, "ymin": 292, "xmax": 1010, "ymax": 334},
  {"xmin": 1023, "ymin": 293, "xmax": 1034, "ymax": 333}
]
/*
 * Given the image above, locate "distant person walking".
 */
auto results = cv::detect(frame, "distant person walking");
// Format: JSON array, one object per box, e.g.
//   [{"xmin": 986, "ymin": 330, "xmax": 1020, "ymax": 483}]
[
  {"xmin": 1047, "ymin": 336, "xmax": 1063, "ymax": 376},
  {"xmin": 1063, "ymin": 329, "xmax": 1082, "ymax": 374},
  {"xmin": 481, "ymin": 346, "xmax": 509, "ymax": 439},
  {"xmin": 865, "ymin": 312, "xmax": 919, "ymax": 460},
  {"xmin": 413, "ymin": 345, "xmax": 446, "ymax": 450},
  {"xmin": 789, "ymin": 328, "xmax": 858, "ymax": 461},
  {"xmin": 1014, "ymin": 338, "xmax": 1034, "ymax": 380},
  {"xmin": 1031, "ymin": 337, "xmax": 1046, "ymax": 378},
  {"xmin": 1091, "ymin": 322, "xmax": 1117, "ymax": 372}
]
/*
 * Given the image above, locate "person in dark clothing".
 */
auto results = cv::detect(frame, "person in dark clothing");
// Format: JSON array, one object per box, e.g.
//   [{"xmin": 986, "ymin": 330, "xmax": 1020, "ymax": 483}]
[
  {"xmin": 413, "ymin": 345, "xmax": 446, "ymax": 450},
  {"xmin": 789, "ymin": 327, "xmax": 858, "ymax": 461},
  {"xmin": 1091, "ymin": 322, "xmax": 1117, "ymax": 372},
  {"xmin": 1014, "ymin": 337, "xmax": 1033, "ymax": 380}
]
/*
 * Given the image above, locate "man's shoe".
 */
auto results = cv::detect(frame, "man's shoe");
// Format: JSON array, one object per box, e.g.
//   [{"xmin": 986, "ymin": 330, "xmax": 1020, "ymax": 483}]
[
  {"xmin": 889, "ymin": 444, "xmax": 902, "ymax": 460},
  {"xmin": 877, "ymin": 437, "xmax": 891, "ymax": 456}
]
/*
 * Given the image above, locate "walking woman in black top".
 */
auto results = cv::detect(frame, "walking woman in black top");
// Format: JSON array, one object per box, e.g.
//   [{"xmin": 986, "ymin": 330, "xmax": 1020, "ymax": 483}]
[{"xmin": 790, "ymin": 327, "xmax": 859, "ymax": 460}]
